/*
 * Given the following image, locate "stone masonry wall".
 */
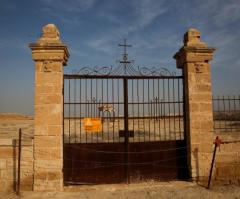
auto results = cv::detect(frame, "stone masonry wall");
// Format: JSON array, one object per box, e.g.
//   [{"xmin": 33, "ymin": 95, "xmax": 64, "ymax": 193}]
[
  {"xmin": 0, "ymin": 138, "xmax": 33, "ymax": 192},
  {"xmin": 214, "ymin": 132, "xmax": 240, "ymax": 185},
  {"xmin": 0, "ymin": 116, "xmax": 34, "ymax": 192}
]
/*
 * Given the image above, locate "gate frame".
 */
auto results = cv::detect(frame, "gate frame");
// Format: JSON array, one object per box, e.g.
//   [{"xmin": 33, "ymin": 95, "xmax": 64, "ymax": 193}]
[
  {"xmin": 30, "ymin": 24, "xmax": 214, "ymax": 190},
  {"xmin": 63, "ymin": 72, "xmax": 186, "ymax": 184}
]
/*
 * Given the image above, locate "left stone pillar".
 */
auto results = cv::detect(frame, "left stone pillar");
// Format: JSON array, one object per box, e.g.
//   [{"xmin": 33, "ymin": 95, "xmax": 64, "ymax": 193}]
[{"xmin": 29, "ymin": 24, "xmax": 69, "ymax": 190}]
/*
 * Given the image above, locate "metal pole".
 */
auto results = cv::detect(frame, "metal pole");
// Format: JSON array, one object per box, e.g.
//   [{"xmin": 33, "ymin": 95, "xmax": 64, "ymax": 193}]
[
  {"xmin": 17, "ymin": 128, "xmax": 22, "ymax": 195},
  {"xmin": 207, "ymin": 136, "xmax": 219, "ymax": 189},
  {"xmin": 123, "ymin": 78, "xmax": 129, "ymax": 183}
]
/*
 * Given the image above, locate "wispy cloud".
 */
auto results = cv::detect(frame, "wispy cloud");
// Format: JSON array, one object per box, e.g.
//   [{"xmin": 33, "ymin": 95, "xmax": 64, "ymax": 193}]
[
  {"xmin": 128, "ymin": 0, "xmax": 167, "ymax": 32},
  {"xmin": 213, "ymin": 1, "xmax": 240, "ymax": 27},
  {"xmin": 85, "ymin": 0, "xmax": 169, "ymax": 53},
  {"xmin": 41, "ymin": 0, "xmax": 96, "ymax": 13},
  {"xmin": 180, "ymin": 0, "xmax": 240, "ymax": 29}
]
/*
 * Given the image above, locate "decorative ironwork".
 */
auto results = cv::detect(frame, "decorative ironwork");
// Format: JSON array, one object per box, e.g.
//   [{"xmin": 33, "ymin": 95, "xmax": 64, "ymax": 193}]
[
  {"xmin": 138, "ymin": 66, "xmax": 176, "ymax": 76},
  {"xmin": 72, "ymin": 66, "xmax": 113, "ymax": 76},
  {"xmin": 70, "ymin": 39, "xmax": 177, "ymax": 77},
  {"xmin": 71, "ymin": 65, "xmax": 176, "ymax": 77}
]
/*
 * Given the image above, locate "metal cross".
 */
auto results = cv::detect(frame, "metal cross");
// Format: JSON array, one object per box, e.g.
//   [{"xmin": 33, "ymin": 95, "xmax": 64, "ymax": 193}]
[{"xmin": 118, "ymin": 39, "xmax": 132, "ymax": 65}]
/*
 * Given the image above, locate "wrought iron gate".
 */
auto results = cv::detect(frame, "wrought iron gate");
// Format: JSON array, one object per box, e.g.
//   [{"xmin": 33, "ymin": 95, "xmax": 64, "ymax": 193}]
[
  {"xmin": 63, "ymin": 69, "xmax": 188, "ymax": 184},
  {"xmin": 63, "ymin": 40, "xmax": 188, "ymax": 184}
]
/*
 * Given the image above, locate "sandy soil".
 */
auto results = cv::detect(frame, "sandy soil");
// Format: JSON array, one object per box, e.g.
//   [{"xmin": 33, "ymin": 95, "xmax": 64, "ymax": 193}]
[{"xmin": 1, "ymin": 181, "xmax": 240, "ymax": 199}]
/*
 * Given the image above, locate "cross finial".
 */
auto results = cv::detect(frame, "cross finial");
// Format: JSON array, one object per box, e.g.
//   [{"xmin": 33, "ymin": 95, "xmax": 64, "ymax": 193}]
[{"xmin": 118, "ymin": 39, "xmax": 132, "ymax": 64}]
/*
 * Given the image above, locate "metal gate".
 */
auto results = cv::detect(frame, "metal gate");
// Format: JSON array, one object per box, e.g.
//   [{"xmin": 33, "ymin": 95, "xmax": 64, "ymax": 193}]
[{"xmin": 63, "ymin": 41, "xmax": 188, "ymax": 184}]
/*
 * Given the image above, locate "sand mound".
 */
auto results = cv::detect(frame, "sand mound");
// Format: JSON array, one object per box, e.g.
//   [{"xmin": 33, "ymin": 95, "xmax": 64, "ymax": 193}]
[{"xmin": 0, "ymin": 113, "xmax": 33, "ymax": 120}]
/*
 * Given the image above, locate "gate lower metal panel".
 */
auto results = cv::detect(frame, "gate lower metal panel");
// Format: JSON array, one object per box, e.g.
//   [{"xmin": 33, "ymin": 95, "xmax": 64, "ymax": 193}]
[
  {"xmin": 128, "ymin": 140, "xmax": 188, "ymax": 182},
  {"xmin": 64, "ymin": 143, "xmax": 125, "ymax": 184},
  {"xmin": 63, "ymin": 140, "xmax": 188, "ymax": 184}
]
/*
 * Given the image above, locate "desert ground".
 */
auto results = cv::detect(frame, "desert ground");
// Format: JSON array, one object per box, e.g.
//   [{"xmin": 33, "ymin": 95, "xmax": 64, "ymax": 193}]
[
  {"xmin": 0, "ymin": 113, "xmax": 240, "ymax": 198},
  {"xmin": 1, "ymin": 181, "xmax": 240, "ymax": 199}
]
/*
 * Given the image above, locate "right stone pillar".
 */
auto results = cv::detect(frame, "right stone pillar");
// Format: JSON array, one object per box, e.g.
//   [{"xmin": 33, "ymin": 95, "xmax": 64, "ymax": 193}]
[{"xmin": 174, "ymin": 28, "xmax": 215, "ymax": 182}]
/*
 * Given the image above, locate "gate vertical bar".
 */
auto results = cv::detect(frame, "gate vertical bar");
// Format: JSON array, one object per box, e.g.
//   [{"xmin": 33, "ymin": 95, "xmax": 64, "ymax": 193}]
[
  {"xmin": 17, "ymin": 128, "xmax": 22, "ymax": 195},
  {"xmin": 123, "ymin": 77, "xmax": 129, "ymax": 183}
]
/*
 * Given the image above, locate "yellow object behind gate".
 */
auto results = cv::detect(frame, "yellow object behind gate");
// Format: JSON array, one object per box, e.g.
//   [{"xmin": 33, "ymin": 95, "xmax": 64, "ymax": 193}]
[{"xmin": 83, "ymin": 118, "xmax": 102, "ymax": 132}]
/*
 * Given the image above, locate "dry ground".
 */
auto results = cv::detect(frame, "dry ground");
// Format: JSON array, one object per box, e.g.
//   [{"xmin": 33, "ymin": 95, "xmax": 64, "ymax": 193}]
[
  {"xmin": 1, "ymin": 181, "xmax": 240, "ymax": 199},
  {"xmin": 1, "ymin": 114, "xmax": 240, "ymax": 198}
]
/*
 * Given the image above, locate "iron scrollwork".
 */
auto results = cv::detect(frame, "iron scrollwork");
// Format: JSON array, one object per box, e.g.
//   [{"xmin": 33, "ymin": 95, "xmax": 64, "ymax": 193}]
[
  {"xmin": 138, "ymin": 66, "xmax": 176, "ymax": 76},
  {"xmin": 71, "ymin": 65, "xmax": 176, "ymax": 77},
  {"xmin": 72, "ymin": 66, "xmax": 113, "ymax": 75}
]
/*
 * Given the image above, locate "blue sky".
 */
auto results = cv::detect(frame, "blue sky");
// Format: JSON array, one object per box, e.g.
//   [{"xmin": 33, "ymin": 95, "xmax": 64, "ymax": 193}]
[{"xmin": 0, "ymin": 0, "xmax": 239, "ymax": 115}]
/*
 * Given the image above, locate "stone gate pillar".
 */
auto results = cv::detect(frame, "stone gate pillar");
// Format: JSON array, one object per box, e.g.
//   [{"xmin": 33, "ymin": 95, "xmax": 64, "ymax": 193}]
[
  {"xmin": 29, "ymin": 24, "xmax": 69, "ymax": 190},
  {"xmin": 174, "ymin": 28, "xmax": 215, "ymax": 183}
]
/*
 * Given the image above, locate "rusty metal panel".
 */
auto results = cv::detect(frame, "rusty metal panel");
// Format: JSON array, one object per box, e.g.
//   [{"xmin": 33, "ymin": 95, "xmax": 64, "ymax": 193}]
[
  {"xmin": 128, "ymin": 140, "xmax": 188, "ymax": 182},
  {"xmin": 63, "ymin": 143, "xmax": 126, "ymax": 184}
]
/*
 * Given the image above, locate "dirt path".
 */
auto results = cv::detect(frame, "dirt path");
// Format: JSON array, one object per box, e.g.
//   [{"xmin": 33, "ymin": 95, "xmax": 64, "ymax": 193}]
[{"xmin": 1, "ymin": 181, "xmax": 240, "ymax": 199}]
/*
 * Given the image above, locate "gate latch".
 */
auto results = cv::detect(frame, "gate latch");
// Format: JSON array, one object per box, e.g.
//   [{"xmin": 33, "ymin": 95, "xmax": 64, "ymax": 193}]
[{"xmin": 119, "ymin": 130, "xmax": 134, "ymax": 138}]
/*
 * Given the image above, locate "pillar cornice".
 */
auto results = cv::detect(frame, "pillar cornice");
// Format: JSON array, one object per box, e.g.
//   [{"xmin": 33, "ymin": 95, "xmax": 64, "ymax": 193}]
[
  {"xmin": 29, "ymin": 43, "xmax": 69, "ymax": 66},
  {"xmin": 174, "ymin": 46, "xmax": 215, "ymax": 68}
]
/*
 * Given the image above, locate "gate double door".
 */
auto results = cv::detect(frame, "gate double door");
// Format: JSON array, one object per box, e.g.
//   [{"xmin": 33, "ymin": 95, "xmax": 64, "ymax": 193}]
[{"xmin": 63, "ymin": 74, "xmax": 188, "ymax": 184}]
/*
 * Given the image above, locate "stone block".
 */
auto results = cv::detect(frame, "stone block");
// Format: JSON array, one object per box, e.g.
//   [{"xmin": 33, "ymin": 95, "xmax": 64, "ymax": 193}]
[
  {"xmin": 34, "ymin": 159, "xmax": 62, "ymax": 170},
  {"xmin": 0, "ymin": 181, "xmax": 7, "ymax": 192},
  {"xmin": 35, "ymin": 171, "xmax": 62, "ymax": 181},
  {"xmin": 42, "ymin": 73, "xmax": 63, "ymax": 85},
  {"xmin": 216, "ymin": 154, "xmax": 239, "ymax": 164},
  {"xmin": 197, "ymin": 84, "xmax": 212, "ymax": 92},
  {"xmin": 34, "ymin": 136, "xmax": 61, "ymax": 148},
  {"xmin": 5, "ymin": 169, "xmax": 14, "ymax": 180},
  {"xmin": 22, "ymin": 146, "xmax": 33, "ymax": 158},
  {"xmin": 0, "ymin": 147, "xmax": 14, "ymax": 158},
  {"xmin": 21, "ymin": 179, "xmax": 33, "ymax": 191},
  {"xmin": 34, "ymin": 147, "xmax": 62, "ymax": 159},
  {"xmin": 48, "ymin": 171, "xmax": 62, "ymax": 181},
  {"xmin": 0, "ymin": 170, "xmax": 7, "ymax": 179},
  {"xmin": 48, "ymin": 104, "xmax": 62, "ymax": 115},
  {"xmin": 0, "ymin": 139, "xmax": 13, "ymax": 146},
  {"xmin": 0, "ymin": 159, "xmax": 7, "ymax": 169},
  {"xmin": 34, "ymin": 125, "xmax": 48, "ymax": 136},
  {"xmin": 216, "ymin": 165, "xmax": 235, "ymax": 178},
  {"xmin": 21, "ymin": 159, "xmax": 34, "ymax": 170},
  {"xmin": 46, "ymin": 114, "xmax": 62, "ymax": 126},
  {"xmin": 48, "ymin": 125, "xmax": 62, "ymax": 136},
  {"xmin": 34, "ymin": 178, "xmax": 63, "ymax": 191},
  {"xmin": 35, "ymin": 84, "xmax": 55, "ymax": 94},
  {"xmin": 6, "ymin": 158, "xmax": 14, "ymax": 168},
  {"xmin": 20, "ymin": 170, "xmax": 33, "ymax": 179},
  {"xmin": 36, "ymin": 94, "xmax": 62, "ymax": 105}
]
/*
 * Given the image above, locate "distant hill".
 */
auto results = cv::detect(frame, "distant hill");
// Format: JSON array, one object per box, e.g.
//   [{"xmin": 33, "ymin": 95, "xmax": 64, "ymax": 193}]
[{"xmin": 0, "ymin": 113, "xmax": 33, "ymax": 120}]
